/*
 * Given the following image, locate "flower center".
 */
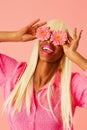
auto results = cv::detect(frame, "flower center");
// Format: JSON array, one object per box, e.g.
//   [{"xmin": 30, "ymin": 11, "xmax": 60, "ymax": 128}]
[
  {"xmin": 41, "ymin": 31, "xmax": 46, "ymax": 36},
  {"xmin": 56, "ymin": 35, "xmax": 62, "ymax": 40}
]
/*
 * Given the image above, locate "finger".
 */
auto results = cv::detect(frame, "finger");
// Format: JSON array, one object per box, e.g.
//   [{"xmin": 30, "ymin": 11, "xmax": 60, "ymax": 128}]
[
  {"xmin": 62, "ymin": 43, "xmax": 69, "ymax": 52},
  {"xmin": 77, "ymin": 29, "xmax": 83, "ymax": 41},
  {"xmin": 28, "ymin": 18, "xmax": 40, "ymax": 27},
  {"xmin": 19, "ymin": 19, "xmax": 41, "ymax": 35},
  {"xmin": 28, "ymin": 36, "xmax": 36, "ymax": 40},
  {"xmin": 66, "ymin": 30, "xmax": 73, "ymax": 42},
  {"xmin": 73, "ymin": 28, "xmax": 77, "ymax": 38},
  {"xmin": 34, "ymin": 21, "xmax": 47, "ymax": 28}
]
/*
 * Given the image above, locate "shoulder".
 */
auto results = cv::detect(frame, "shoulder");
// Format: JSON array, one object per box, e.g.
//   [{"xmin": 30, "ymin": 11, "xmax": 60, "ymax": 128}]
[
  {"xmin": 71, "ymin": 71, "xmax": 87, "ymax": 100},
  {"xmin": 0, "ymin": 53, "xmax": 27, "ymax": 70},
  {"xmin": 0, "ymin": 53, "xmax": 27, "ymax": 86},
  {"xmin": 0, "ymin": 53, "xmax": 18, "ymax": 67},
  {"xmin": 71, "ymin": 72, "xmax": 87, "ymax": 108},
  {"xmin": 0, "ymin": 53, "xmax": 18, "ymax": 77},
  {"xmin": 71, "ymin": 72, "xmax": 87, "ymax": 87}
]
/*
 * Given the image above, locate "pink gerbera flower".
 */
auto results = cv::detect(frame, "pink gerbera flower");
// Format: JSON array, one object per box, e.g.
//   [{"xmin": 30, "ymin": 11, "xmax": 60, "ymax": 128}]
[
  {"xmin": 36, "ymin": 26, "xmax": 51, "ymax": 41},
  {"xmin": 50, "ymin": 30, "xmax": 68, "ymax": 45}
]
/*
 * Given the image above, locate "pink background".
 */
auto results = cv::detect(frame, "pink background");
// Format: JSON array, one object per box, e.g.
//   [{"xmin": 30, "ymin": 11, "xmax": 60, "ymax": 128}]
[{"xmin": 0, "ymin": 0, "xmax": 87, "ymax": 129}]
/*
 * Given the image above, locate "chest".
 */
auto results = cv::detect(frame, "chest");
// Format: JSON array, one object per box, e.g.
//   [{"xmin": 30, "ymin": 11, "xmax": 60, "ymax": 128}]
[{"xmin": 8, "ymin": 85, "xmax": 63, "ymax": 130}]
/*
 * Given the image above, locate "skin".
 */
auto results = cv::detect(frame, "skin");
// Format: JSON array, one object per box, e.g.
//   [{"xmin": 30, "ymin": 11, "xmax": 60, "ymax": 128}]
[
  {"xmin": 33, "ymin": 28, "xmax": 87, "ymax": 93},
  {"xmin": 63, "ymin": 28, "xmax": 87, "ymax": 71},
  {"xmin": 38, "ymin": 40, "xmax": 64, "ymax": 63},
  {"xmin": 0, "ymin": 19, "xmax": 87, "ymax": 93},
  {"xmin": 33, "ymin": 40, "xmax": 64, "ymax": 93},
  {"xmin": 0, "ymin": 18, "xmax": 47, "ymax": 42}
]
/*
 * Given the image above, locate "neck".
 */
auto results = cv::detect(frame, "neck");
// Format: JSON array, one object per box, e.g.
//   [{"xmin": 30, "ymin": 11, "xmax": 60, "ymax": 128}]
[{"xmin": 34, "ymin": 59, "xmax": 59, "ymax": 87}]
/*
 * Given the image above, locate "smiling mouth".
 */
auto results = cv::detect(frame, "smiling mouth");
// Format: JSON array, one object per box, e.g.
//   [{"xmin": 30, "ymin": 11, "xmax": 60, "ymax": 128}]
[
  {"xmin": 40, "ymin": 44, "xmax": 55, "ymax": 55},
  {"xmin": 42, "ymin": 46, "xmax": 54, "ymax": 52}
]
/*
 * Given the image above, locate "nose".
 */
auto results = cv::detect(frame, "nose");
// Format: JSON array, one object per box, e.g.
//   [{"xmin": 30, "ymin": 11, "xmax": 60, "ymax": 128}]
[{"xmin": 46, "ymin": 39, "xmax": 53, "ymax": 45}]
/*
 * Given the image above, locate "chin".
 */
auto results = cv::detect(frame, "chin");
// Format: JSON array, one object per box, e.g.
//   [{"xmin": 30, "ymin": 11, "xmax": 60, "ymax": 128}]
[{"xmin": 39, "ymin": 56, "xmax": 61, "ymax": 63}]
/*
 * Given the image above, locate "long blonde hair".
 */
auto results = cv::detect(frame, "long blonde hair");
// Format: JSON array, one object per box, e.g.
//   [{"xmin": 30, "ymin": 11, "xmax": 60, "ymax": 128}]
[{"xmin": 3, "ymin": 19, "xmax": 73, "ymax": 130}]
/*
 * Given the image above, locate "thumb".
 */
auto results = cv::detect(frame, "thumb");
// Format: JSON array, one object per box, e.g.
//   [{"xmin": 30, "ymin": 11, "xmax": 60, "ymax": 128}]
[
  {"xmin": 62, "ymin": 43, "xmax": 69, "ymax": 52},
  {"xmin": 63, "ymin": 42, "xmax": 69, "ymax": 48}
]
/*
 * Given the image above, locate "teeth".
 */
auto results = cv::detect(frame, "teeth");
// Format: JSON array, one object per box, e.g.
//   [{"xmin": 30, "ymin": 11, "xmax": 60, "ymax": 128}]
[{"xmin": 42, "ymin": 47, "xmax": 53, "ymax": 52}]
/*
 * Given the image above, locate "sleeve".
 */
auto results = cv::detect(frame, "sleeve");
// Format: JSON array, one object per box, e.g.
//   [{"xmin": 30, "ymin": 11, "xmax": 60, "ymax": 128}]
[
  {"xmin": 71, "ymin": 72, "xmax": 87, "ymax": 108},
  {"xmin": 0, "ymin": 53, "xmax": 18, "ymax": 87}
]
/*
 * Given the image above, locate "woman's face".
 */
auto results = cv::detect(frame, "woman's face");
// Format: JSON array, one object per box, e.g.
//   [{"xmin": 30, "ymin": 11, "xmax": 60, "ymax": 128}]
[{"xmin": 38, "ymin": 40, "xmax": 64, "ymax": 63}]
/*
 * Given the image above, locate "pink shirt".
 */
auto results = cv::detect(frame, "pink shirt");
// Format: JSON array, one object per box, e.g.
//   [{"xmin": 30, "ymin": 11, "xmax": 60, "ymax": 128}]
[{"xmin": 0, "ymin": 53, "xmax": 87, "ymax": 130}]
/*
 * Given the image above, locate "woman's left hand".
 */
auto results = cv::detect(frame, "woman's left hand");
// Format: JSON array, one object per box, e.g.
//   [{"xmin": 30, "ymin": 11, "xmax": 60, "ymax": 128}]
[{"xmin": 63, "ymin": 28, "xmax": 83, "ymax": 60}]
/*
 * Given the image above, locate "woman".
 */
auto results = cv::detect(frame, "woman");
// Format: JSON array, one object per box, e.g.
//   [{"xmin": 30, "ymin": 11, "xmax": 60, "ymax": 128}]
[{"xmin": 0, "ymin": 18, "xmax": 87, "ymax": 130}]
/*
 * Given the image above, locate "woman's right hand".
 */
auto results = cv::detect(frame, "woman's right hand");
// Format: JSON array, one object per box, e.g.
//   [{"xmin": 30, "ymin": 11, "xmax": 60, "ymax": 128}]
[{"xmin": 15, "ymin": 18, "xmax": 47, "ymax": 42}]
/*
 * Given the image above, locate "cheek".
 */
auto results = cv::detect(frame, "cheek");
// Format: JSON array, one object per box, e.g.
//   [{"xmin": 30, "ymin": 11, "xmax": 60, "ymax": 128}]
[
  {"xmin": 55, "ymin": 46, "xmax": 63, "ymax": 55},
  {"xmin": 38, "ymin": 42, "xmax": 63, "ymax": 62},
  {"xmin": 53, "ymin": 46, "xmax": 63, "ymax": 60}
]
